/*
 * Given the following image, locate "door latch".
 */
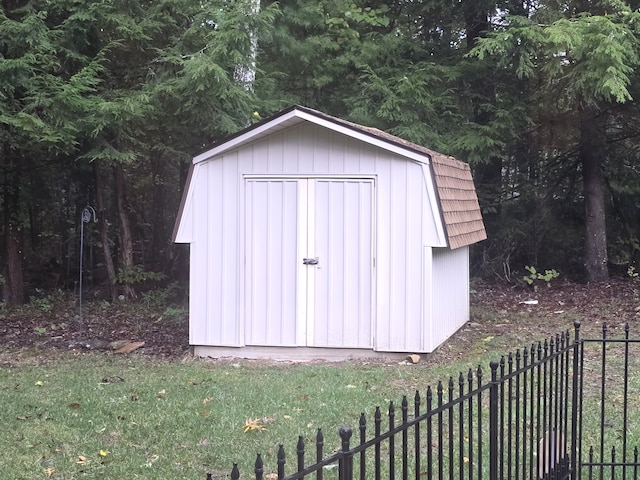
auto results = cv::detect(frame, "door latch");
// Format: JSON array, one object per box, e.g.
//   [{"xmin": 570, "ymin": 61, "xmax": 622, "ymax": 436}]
[{"xmin": 303, "ymin": 257, "xmax": 319, "ymax": 265}]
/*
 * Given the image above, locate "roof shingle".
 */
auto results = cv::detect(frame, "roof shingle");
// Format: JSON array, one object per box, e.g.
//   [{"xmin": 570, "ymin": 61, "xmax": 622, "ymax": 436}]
[{"xmin": 430, "ymin": 153, "xmax": 487, "ymax": 249}]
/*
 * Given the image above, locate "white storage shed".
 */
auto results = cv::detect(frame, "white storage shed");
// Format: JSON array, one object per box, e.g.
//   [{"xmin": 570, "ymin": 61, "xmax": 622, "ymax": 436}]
[{"xmin": 173, "ymin": 106, "xmax": 486, "ymax": 360}]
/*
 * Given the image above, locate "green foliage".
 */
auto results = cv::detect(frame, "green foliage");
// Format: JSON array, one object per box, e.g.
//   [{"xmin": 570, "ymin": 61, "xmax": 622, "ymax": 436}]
[
  {"xmin": 26, "ymin": 290, "xmax": 66, "ymax": 313},
  {"xmin": 523, "ymin": 266, "xmax": 560, "ymax": 288},
  {"xmin": 471, "ymin": 5, "xmax": 640, "ymax": 105},
  {"xmin": 33, "ymin": 326, "xmax": 47, "ymax": 336},
  {"xmin": 2, "ymin": 0, "xmax": 640, "ymax": 295},
  {"xmin": 162, "ymin": 306, "xmax": 187, "ymax": 324},
  {"xmin": 115, "ymin": 267, "xmax": 164, "ymax": 287},
  {"xmin": 140, "ymin": 282, "xmax": 184, "ymax": 308}
]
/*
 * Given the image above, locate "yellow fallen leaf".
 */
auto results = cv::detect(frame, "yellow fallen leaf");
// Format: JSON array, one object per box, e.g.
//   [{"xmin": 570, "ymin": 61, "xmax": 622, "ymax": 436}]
[
  {"xmin": 463, "ymin": 456, "xmax": 470, "ymax": 463},
  {"xmin": 35, "ymin": 381, "xmax": 44, "ymax": 386},
  {"xmin": 243, "ymin": 417, "xmax": 267, "ymax": 433},
  {"xmin": 99, "ymin": 450, "xmax": 110, "ymax": 457}
]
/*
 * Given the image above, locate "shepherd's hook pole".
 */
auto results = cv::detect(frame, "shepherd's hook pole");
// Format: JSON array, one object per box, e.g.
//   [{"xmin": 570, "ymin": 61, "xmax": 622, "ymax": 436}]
[{"xmin": 79, "ymin": 206, "xmax": 97, "ymax": 319}]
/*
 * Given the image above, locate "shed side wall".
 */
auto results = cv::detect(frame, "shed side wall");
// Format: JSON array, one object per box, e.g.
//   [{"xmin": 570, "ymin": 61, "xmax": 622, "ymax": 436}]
[{"xmin": 429, "ymin": 246, "xmax": 470, "ymax": 351}]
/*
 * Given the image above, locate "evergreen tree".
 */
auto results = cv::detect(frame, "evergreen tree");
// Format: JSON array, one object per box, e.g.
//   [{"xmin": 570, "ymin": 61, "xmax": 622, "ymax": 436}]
[
  {"xmin": 0, "ymin": 0, "xmax": 279, "ymax": 303},
  {"xmin": 471, "ymin": 0, "xmax": 640, "ymax": 281}
]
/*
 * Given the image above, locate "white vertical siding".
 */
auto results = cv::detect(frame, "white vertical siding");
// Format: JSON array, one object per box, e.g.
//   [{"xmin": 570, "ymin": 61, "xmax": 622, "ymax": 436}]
[
  {"xmin": 375, "ymin": 158, "xmax": 429, "ymax": 352},
  {"xmin": 429, "ymin": 246, "xmax": 470, "ymax": 351},
  {"xmin": 187, "ymin": 165, "xmax": 208, "ymax": 345}
]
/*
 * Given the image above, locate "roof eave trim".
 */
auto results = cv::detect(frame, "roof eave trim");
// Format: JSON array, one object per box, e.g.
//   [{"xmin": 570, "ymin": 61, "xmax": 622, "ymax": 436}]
[{"xmin": 193, "ymin": 106, "xmax": 432, "ymax": 164}]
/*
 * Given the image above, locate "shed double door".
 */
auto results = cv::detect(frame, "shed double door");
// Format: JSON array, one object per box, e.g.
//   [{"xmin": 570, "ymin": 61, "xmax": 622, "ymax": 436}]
[{"xmin": 244, "ymin": 178, "xmax": 374, "ymax": 348}]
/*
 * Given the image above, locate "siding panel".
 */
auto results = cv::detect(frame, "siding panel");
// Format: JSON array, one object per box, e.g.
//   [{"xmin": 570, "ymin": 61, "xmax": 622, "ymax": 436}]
[{"xmin": 430, "ymin": 247, "xmax": 470, "ymax": 350}]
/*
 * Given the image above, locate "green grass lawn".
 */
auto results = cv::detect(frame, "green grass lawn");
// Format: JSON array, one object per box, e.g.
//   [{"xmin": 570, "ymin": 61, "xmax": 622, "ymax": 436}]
[{"xmin": 2, "ymin": 350, "xmax": 471, "ymax": 480}]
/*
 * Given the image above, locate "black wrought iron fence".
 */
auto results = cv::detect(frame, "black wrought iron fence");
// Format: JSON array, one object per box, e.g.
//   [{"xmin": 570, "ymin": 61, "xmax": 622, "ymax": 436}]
[{"xmin": 208, "ymin": 322, "xmax": 640, "ymax": 480}]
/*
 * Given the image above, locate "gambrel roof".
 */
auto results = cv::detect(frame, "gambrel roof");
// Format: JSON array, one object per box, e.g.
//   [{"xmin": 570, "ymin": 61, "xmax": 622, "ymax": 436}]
[{"xmin": 178, "ymin": 105, "xmax": 487, "ymax": 249}]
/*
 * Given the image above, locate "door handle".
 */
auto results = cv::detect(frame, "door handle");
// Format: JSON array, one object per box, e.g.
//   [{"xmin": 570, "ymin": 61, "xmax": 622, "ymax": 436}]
[{"xmin": 303, "ymin": 257, "xmax": 319, "ymax": 265}]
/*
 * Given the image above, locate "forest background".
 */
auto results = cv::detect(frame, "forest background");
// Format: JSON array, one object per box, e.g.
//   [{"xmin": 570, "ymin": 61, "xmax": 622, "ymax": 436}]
[{"xmin": 2, "ymin": 0, "xmax": 640, "ymax": 307}]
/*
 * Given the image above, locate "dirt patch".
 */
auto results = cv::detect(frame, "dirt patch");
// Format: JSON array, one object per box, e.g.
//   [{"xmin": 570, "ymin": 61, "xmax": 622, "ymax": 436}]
[
  {"xmin": 0, "ymin": 299, "xmax": 189, "ymax": 358},
  {"xmin": 1, "ymin": 279, "xmax": 638, "ymax": 362}
]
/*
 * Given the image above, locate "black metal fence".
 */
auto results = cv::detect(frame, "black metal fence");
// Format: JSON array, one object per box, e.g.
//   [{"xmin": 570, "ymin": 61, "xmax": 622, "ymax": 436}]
[{"xmin": 211, "ymin": 322, "xmax": 640, "ymax": 480}]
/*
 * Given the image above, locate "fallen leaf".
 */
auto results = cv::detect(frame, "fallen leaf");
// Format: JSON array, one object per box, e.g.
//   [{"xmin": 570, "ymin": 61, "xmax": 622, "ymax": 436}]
[
  {"xmin": 108, "ymin": 340, "xmax": 131, "ymax": 350},
  {"xmin": 35, "ymin": 381, "xmax": 44, "ymax": 386},
  {"xmin": 69, "ymin": 402, "xmax": 80, "ymax": 409},
  {"xmin": 76, "ymin": 455, "xmax": 89, "ymax": 464},
  {"xmin": 44, "ymin": 467, "xmax": 54, "ymax": 477},
  {"xmin": 283, "ymin": 415, "xmax": 292, "ymax": 420},
  {"xmin": 243, "ymin": 417, "xmax": 267, "ymax": 433},
  {"xmin": 114, "ymin": 341, "xmax": 145, "ymax": 354},
  {"xmin": 99, "ymin": 450, "xmax": 110, "ymax": 457},
  {"xmin": 265, "ymin": 474, "xmax": 278, "ymax": 479}
]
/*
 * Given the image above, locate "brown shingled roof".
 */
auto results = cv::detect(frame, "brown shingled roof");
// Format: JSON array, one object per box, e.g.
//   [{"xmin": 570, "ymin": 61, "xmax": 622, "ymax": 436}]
[{"xmin": 430, "ymin": 153, "xmax": 487, "ymax": 249}]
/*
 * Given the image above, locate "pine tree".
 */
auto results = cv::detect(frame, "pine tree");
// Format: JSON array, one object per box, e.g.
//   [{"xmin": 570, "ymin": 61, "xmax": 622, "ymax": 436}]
[{"xmin": 471, "ymin": 0, "xmax": 640, "ymax": 281}]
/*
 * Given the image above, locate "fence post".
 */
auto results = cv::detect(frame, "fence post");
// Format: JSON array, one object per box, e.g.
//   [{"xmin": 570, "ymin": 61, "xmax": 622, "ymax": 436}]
[
  {"xmin": 570, "ymin": 321, "xmax": 581, "ymax": 480},
  {"xmin": 256, "ymin": 453, "xmax": 264, "ymax": 480},
  {"xmin": 489, "ymin": 361, "xmax": 500, "ymax": 480},
  {"xmin": 338, "ymin": 426, "xmax": 353, "ymax": 480}
]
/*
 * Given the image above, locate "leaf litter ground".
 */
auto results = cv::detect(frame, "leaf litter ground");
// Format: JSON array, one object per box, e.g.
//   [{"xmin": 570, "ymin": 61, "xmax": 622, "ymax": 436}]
[{"xmin": 1, "ymin": 278, "xmax": 638, "ymax": 364}]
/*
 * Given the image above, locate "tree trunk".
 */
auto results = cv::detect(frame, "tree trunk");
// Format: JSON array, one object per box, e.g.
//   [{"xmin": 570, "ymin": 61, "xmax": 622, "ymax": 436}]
[
  {"xmin": 3, "ymin": 152, "xmax": 25, "ymax": 306},
  {"xmin": 462, "ymin": 0, "xmax": 490, "ymax": 49},
  {"xmin": 4, "ymin": 223, "xmax": 24, "ymax": 306},
  {"xmin": 113, "ymin": 163, "xmax": 136, "ymax": 298},
  {"xmin": 580, "ymin": 107, "xmax": 609, "ymax": 282},
  {"xmin": 94, "ymin": 162, "xmax": 118, "ymax": 301}
]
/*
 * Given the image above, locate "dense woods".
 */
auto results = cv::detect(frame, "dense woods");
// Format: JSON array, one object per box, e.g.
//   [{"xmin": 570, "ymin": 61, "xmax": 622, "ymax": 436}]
[{"xmin": 1, "ymin": 0, "xmax": 639, "ymax": 306}]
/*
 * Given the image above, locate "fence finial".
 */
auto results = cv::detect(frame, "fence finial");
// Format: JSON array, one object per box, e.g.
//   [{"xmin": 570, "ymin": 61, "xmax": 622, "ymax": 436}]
[{"xmin": 339, "ymin": 426, "xmax": 352, "ymax": 450}]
